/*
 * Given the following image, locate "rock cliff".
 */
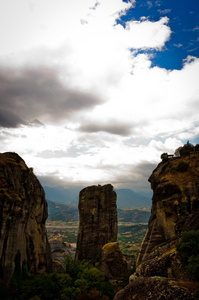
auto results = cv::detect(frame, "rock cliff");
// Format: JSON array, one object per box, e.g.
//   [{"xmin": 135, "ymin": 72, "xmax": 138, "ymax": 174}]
[
  {"xmin": 114, "ymin": 154, "xmax": 199, "ymax": 299},
  {"xmin": 75, "ymin": 184, "xmax": 117, "ymax": 262},
  {"xmin": 114, "ymin": 276, "xmax": 197, "ymax": 300},
  {"xmin": 0, "ymin": 152, "xmax": 52, "ymax": 284},
  {"xmin": 136, "ymin": 155, "xmax": 199, "ymax": 277}
]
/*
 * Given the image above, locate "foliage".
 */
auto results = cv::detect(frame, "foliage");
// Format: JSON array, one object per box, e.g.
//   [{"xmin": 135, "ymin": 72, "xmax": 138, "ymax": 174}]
[
  {"xmin": 179, "ymin": 141, "xmax": 194, "ymax": 156},
  {"xmin": 195, "ymin": 144, "xmax": 199, "ymax": 151},
  {"xmin": 165, "ymin": 166, "xmax": 177, "ymax": 173},
  {"xmin": 16, "ymin": 256, "xmax": 115, "ymax": 300},
  {"xmin": 179, "ymin": 201, "xmax": 191, "ymax": 217},
  {"xmin": 174, "ymin": 141, "xmax": 199, "ymax": 157},
  {"xmin": 166, "ymin": 161, "xmax": 189, "ymax": 174},
  {"xmin": 176, "ymin": 161, "xmax": 189, "ymax": 172},
  {"xmin": 161, "ymin": 153, "xmax": 168, "ymax": 162},
  {"xmin": 195, "ymin": 284, "xmax": 199, "ymax": 298},
  {"xmin": 19, "ymin": 273, "xmax": 73, "ymax": 300},
  {"xmin": 176, "ymin": 231, "xmax": 199, "ymax": 280},
  {"xmin": 122, "ymin": 266, "xmax": 136, "ymax": 284}
]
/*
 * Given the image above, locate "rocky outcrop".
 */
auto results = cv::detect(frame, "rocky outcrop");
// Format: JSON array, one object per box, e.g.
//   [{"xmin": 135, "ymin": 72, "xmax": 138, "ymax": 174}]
[
  {"xmin": 114, "ymin": 276, "xmax": 197, "ymax": 300},
  {"xmin": 136, "ymin": 155, "xmax": 199, "ymax": 278},
  {"xmin": 99, "ymin": 242, "xmax": 127, "ymax": 280},
  {"xmin": 114, "ymin": 155, "xmax": 199, "ymax": 299},
  {"xmin": 50, "ymin": 239, "xmax": 75, "ymax": 273},
  {"xmin": 0, "ymin": 152, "xmax": 52, "ymax": 284},
  {"xmin": 75, "ymin": 184, "xmax": 117, "ymax": 262}
]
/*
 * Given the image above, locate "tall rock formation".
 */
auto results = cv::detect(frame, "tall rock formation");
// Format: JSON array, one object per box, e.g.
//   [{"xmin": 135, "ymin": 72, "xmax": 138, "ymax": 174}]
[
  {"xmin": 136, "ymin": 154, "xmax": 199, "ymax": 276},
  {"xmin": 114, "ymin": 154, "xmax": 199, "ymax": 299},
  {"xmin": 75, "ymin": 184, "xmax": 117, "ymax": 262},
  {"xmin": 0, "ymin": 152, "xmax": 52, "ymax": 284}
]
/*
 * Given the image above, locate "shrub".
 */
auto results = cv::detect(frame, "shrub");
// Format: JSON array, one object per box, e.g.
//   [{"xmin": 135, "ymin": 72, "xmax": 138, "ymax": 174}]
[
  {"xmin": 195, "ymin": 144, "xmax": 199, "ymax": 151},
  {"xmin": 176, "ymin": 231, "xmax": 199, "ymax": 280},
  {"xmin": 179, "ymin": 201, "xmax": 191, "ymax": 217},
  {"xmin": 11, "ymin": 256, "xmax": 115, "ymax": 299},
  {"xmin": 179, "ymin": 141, "xmax": 194, "ymax": 156},
  {"xmin": 166, "ymin": 166, "xmax": 177, "ymax": 173},
  {"xmin": 19, "ymin": 273, "xmax": 72, "ymax": 300},
  {"xmin": 176, "ymin": 162, "xmax": 189, "ymax": 172},
  {"xmin": 161, "ymin": 153, "xmax": 168, "ymax": 162}
]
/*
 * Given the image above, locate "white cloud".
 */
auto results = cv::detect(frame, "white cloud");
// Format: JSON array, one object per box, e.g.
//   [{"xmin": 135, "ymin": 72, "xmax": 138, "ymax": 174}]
[
  {"xmin": 0, "ymin": 0, "xmax": 198, "ymax": 192},
  {"xmin": 125, "ymin": 17, "xmax": 171, "ymax": 49}
]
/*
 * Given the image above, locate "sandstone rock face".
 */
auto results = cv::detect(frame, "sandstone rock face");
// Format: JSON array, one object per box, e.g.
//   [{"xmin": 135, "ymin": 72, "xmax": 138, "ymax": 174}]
[
  {"xmin": 50, "ymin": 239, "xmax": 75, "ymax": 273},
  {"xmin": 114, "ymin": 276, "xmax": 197, "ymax": 300},
  {"xmin": 75, "ymin": 184, "xmax": 117, "ymax": 262},
  {"xmin": 99, "ymin": 242, "xmax": 127, "ymax": 280},
  {"xmin": 136, "ymin": 155, "xmax": 199, "ymax": 278},
  {"xmin": 115, "ymin": 155, "xmax": 199, "ymax": 299},
  {"xmin": 0, "ymin": 152, "xmax": 52, "ymax": 283}
]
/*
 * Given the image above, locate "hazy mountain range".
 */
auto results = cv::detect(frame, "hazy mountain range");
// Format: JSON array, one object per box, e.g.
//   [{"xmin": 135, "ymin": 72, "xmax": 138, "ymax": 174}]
[
  {"xmin": 44, "ymin": 186, "xmax": 152, "ymax": 208},
  {"xmin": 47, "ymin": 199, "xmax": 151, "ymax": 223}
]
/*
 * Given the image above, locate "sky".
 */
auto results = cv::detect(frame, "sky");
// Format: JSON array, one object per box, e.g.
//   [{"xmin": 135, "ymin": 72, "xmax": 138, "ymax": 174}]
[{"xmin": 0, "ymin": 0, "xmax": 199, "ymax": 193}]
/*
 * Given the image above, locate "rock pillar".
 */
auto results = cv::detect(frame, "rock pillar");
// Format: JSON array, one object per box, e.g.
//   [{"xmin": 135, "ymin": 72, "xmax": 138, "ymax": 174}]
[{"xmin": 75, "ymin": 184, "xmax": 117, "ymax": 262}]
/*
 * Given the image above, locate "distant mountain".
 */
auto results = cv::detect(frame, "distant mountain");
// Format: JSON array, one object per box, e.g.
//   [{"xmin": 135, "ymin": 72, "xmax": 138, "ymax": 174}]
[
  {"xmin": 44, "ymin": 186, "xmax": 80, "ymax": 204},
  {"xmin": 44, "ymin": 186, "xmax": 151, "ymax": 208},
  {"xmin": 115, "ymin": 189, "xmax": 151, "ymax": 208},
  {"xmin": 47, "ymin": 199, "xmax": 150, "ymax": 223},
  {"xmin": 47, "ymin": 200, "xmax": 79, "ymax": 221}
]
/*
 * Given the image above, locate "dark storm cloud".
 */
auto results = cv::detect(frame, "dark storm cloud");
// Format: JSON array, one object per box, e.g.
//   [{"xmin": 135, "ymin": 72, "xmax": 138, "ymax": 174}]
[
  {"xmin": 0, "ymin": 67, "xmax": 102, "ymax": 128},
  {"xmin": 78, "ymin": 122, "xmax": 132, "ymax": 136},
  {"xmin": 0, "ymin": 108, "xmax": 27, "ymax": 128}
]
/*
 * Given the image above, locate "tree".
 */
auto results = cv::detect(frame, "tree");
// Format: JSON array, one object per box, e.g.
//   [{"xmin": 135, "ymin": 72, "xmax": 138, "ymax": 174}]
[
  {"xmin": 161, "ymin": 153, "xmax": 168, "ymax": 162},
  {"xmin": 176, "ymin": 231, "xmax": 199, "ymax": 280},
  {"xmin": 174, "ymin": 146, "xmax": 182, "ymax": 157},
  {"xmin": 179, "ymin": 141, "xmax": 194, "ymax": 156},
  {"xmin": 195, "ymin": 144, "xmax": 199, "ymax": 151}
]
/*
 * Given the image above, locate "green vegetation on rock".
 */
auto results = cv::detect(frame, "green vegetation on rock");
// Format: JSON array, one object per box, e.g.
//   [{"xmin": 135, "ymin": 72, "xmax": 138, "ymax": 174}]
[
  {"xmin": 14, "ymin": 256, "xmax": 115, "ymax": 300},
  {"xmin": 177, "ymin": 231, "xmax": 199, "ymax": 280}
]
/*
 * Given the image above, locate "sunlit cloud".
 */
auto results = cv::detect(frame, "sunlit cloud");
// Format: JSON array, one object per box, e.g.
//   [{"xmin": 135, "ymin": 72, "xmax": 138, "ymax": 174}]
[{"xmin": 0, "ymin": 0, "xmax": 198, "ymax": 192}]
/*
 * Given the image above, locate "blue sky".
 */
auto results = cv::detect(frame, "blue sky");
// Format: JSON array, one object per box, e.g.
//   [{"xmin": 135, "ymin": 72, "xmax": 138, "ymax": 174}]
[
  {"xmin": 120, "ymin": 0, "xmax": 199, "ymax": 70},
  {"xmin": 0, "ymin": 0, "xmax": 198, "ymax": 193}
]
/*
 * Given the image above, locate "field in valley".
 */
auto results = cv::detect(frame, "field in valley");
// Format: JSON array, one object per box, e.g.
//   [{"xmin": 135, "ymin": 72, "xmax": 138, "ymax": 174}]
[{"xmin": 46, "ymin": 220, "xmax": 148, "ymax": 256}]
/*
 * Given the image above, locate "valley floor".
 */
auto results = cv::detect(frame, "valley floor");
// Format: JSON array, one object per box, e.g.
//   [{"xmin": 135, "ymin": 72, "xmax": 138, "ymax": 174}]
[{"xmin": 46, "ymin": 221, "xmax": 148, "ymax": 256}]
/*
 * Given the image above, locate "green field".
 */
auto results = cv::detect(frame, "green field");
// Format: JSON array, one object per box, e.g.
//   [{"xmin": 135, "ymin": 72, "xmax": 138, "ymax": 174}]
[{"xmin": 47, "ymin": 221, "xmax": 148, "ymax": 256}]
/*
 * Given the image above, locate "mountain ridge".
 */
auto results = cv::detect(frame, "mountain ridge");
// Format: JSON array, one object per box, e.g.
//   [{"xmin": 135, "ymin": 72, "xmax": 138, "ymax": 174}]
[
  {"xmin": 47, "ymin": 199, "xmax": 150, "ymax": 223},
  {"xmin": 44, "ymin": 186, "xmax": 151, "ymax": 208}
]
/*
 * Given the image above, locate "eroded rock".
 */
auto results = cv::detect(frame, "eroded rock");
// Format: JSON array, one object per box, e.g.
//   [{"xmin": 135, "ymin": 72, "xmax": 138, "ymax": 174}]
[
  {"xmin": 114, "ymin": 276, "xmax": 197, "ymax": 300},
  {"xmin": 99, "ymin": 242, "xmax": 127, "ymax": 280},
  {"xmin": 75, "ymin": 184, "xmax": 117, "ymax": 262},
  {"xmin": 136, "ymin": 155, "xmax": 199, "ymax": 279},
  {"xmin": 0, "ymin": 152, "xmax": 52, "ymax": 283},
  {"xmin": 50, "ymin": 239, "xmax": 75, "ymax": 272}
]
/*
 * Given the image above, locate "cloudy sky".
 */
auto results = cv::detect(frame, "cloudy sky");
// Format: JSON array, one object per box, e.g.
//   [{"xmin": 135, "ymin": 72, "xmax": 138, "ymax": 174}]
[{"xmin": 0, "ymin": 0, "xmax": 199, "ymax": 193}]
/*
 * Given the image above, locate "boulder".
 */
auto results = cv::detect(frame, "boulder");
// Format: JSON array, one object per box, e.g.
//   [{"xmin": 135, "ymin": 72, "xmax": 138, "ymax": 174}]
[
  {"xmin": 99, "ymin": 242, "xmax": 127, "ymax": 280},
  {"xmin": 114, "ymin": 276, "xmax": 197, "ymax": 300}
]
